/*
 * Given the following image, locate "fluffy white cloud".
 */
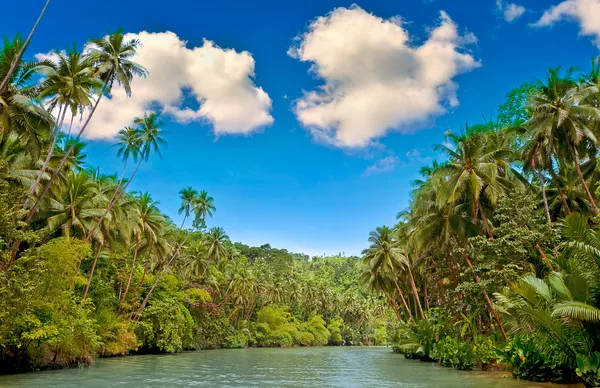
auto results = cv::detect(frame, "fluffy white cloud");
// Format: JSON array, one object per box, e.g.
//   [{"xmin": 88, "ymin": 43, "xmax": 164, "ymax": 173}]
[
  {"xmin": 496, "ymin": 0, "xmax": 526, "ymax": 22},
  {"xmin": 363, "ymin": 155, "xmax": 399, "ymax": 175},
  {"xmin": 289, "ymin": 6, "xmax": 480, "ymax": 148},
  {"xmin": 62, "ymin": 31, "xmax": 273, "ymax": 139},
  {"xmin": 533, "ymin": 0, "xmax": 600, "ymax": 47}
]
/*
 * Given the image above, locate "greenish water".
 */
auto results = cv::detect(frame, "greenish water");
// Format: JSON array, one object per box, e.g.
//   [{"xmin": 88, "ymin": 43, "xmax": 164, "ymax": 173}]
[{"xmin": 0, "ymin": 347, "xmax": 559, "ymax": 387}]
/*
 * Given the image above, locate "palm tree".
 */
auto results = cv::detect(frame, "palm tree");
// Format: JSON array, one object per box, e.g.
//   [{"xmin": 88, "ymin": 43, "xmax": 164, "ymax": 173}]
[
  {"xmin": 39, "ymin": 170, "xmax": 106, "ymax": 239},
  {"xmin": 361, "ymin": 226, "xmax": 414, "ymax": 321},
  {"xmin": 27, "ymin": 45, "xmax": 101, "ymax": 206},
  {"xmin": 527, "ymin": 67, "xmax": 600, "ymax": 214},
  {"xmin": 26, "ymin": 30, "xmax": 146, "ymax": 221},
  {"xmin": 0, "ymin": 0, "xmax": 51, "ymax": 93},
  {"xmin": 0, "ymin": 36, "xmax": 54, "ymax": 155},
  {"xmin": 178, "ymin": 186, "xmax": 198, "ymax": 229},
  {"xmin": 85, "ymin": 112, "xmax": 164, "ymax": 242},
  {"xmin": 434, "ymin": 126, "xmax": 520, "ymax": 238},
  {"xmin": 205, "ymin": 227, "xmax": 229, "ymax": 263},
  {"xmin": 118, "ymin": 192, "xmax": 164, "ymax": 314}
]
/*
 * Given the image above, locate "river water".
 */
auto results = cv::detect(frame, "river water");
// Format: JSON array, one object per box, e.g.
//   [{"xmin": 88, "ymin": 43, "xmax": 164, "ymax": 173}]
[{"xmin": 0, "ymin": 347, "xmax": 562, "ymax": 387}]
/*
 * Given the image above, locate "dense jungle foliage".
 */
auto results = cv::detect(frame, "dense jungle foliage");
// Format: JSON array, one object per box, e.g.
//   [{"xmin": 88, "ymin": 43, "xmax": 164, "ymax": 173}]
[
  {"xmin": 0, "ymin": 20, "xmax": 390, "ymax": 375},
  {"xmin": 365, "ymin": 62, "xmax": 600, "ymax": 387}
]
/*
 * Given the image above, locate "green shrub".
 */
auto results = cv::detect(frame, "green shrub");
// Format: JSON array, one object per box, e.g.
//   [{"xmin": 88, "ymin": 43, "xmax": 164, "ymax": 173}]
[
  {"xmin": 223, "ymin": 330, "xmax": 248, "ymax": 349},
  {"xmin": 327, "ymin": 318, "xmax": 343, "ymax": 345},
  {"xmin": 576, "ymin": 352, "xmax": 600, "ymax": 387},
  {"xmin": 473, "ymin": 336, "xmax": 497, "ymax": 367},
  {"xmin": 300, "ymin": 315, "xmax": 330, "ymax": 346},
  {"xmin": 497, "ymin": 335, "xmax": 570, "ymax": 382},
  {"xmin": 431, "ymin": 336, "xmax": 475, "ymax": 370}
]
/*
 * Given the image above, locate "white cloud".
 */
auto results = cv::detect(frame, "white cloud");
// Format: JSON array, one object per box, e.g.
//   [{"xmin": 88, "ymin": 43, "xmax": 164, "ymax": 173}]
[
  {"xmin": 363, "ymin": 155, "xmax": 400, "ymax": 175},
  {"xmin": 54, "ymin": 31, "xmax": 273, "ymax": 139},
  {"xmin": 496, "ymin": 0, "xmax": 526, "ymax": 22},
  {"xmin": 533, "ymin": 0, "xmax": 600, "ymax": 47},
  {"xmin": 289, "ymin": 6, "xmax": 480, "ymax": 148}
]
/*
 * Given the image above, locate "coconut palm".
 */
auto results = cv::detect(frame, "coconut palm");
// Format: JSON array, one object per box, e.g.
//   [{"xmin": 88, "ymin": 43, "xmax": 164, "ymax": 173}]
[
  {"xmin": 27, "ymin": 45, "xmax": 102, "ymax": 205},
  {"xmin": 0, "ymin": 0, "xmax": 51, "ymax": 93},
  {"xmin": 527, "ymin": 67, "xmax": 600, "ymax": 214},
  {"xmin": 27, "ymin": 31, "xmax": 146, "ymax": 220},
  {"xmin": 205, "ymin": 227, "xmax": 229, "ymax": 263},
  {"xmin": 85, "ymin": 113, "xmax": 164, "ymax": 242},
  {"xmin": 178, "ymin": 186, "xmax": 198, "ymax": 229}
]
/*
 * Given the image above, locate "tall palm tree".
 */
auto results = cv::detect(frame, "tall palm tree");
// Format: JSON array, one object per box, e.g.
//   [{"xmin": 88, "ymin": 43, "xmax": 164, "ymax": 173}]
[
  {"xmin": 0, "ymin": 36, "xmax": 54, "ymax": 155},
  {"xmin": 0, "ymin": 0, "xmax": 51, "ymax": 93},
  {"xmin": 118, "ymin": 192, "xmax": 164, "ymax": 314},
  {"xmin": 527, "ymin": 67, "xmax": 600, "ymax": 214},
  {"xmin": 27, "ymin": 30, "xmax": 146, "ymax": 221},
  {"xmin": 85, "ymin": 112, "xmax": 164, "ymax": 242},
  {"xmin": 361, "ymin": 226, "xmax": 414, "ymax": 321},
  {"xmin": 27, "ymin": 45, "xmax": 101, "ymax": 206},
  {"xmin": 178, "ymin": 186, "xmax": 198, "ymax": 229},
  {"xmin": 205, "ymin": 227, "xmax": 229, "ymax": 263}
]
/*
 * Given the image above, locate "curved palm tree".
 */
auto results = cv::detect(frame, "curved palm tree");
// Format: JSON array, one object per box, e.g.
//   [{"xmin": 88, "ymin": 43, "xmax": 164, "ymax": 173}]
[
  {"xmin": 27, "ymin": 30, "xmax": 146, "ymax": 221},
  {"xmin": 28, "ymin": 45, "xmax": 101, "ymax": 205},
  {"xmin": 118, "ymin": 192, "xmax": 164, "ymax": 314},
  {"xmin": 527, "ymin": 67, "xmax": 600, "ymax": 214},
  {"xmin": 361, "ymin": 226, "xmax": 414, "ymax": 321},
  {"xmin": 0, "ymin": 36, "xmax": 54, "ymax": 156},
  {"xmin": 85, "ymin": 113, "xmax": 164, "ymax": 242},
  {"xmin": 0, "ymin": 0, "xmax": 51, "ymax": 93}
]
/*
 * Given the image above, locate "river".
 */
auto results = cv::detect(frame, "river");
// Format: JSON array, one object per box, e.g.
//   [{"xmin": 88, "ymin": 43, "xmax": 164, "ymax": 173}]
[{"xmin": 0, "ymin": 347, "xmax": 565, "ymax": 387}]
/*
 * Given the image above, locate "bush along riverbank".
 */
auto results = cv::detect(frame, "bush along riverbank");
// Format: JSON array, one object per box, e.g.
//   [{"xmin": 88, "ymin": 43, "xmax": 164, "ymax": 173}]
[{"xmin": 362, "ymin": 65, "xmax": 600, "ymax": 387}]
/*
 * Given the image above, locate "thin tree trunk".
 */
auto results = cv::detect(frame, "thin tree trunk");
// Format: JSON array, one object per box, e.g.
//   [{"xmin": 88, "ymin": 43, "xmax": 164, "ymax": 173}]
[
  {"xmin": 538, "ymin": 169, "xmax": 552, "ymax": 224},
  {"xmin": 118, "ymin": 236, "xmax": 140, "ymax": 315},
  {"xmin": 423, "ymin": 280, "xmax": 429, "ymax": 311},
  {"xmin": 407, "ymin": 265, "xmax": 426, "ymax": 320},
  {"xmin": 477, "ymin": 200, "xmax": 493, "ymax": 239},
  {"xmin": 85, "ymin": 154, "xmax": 139, "ymax": 242},
  {"xmin": 26, "ymin": 81, "xmax": 109, "ymax": 223},
  {"xmin": 389, "ymin": 297, "xmax": 402, "ymax": 321},
  {"xmin": 82, "ymin": 242, "xmax": 103, "ymax": 300},
  {"xmin": 550, "ymin": 168, "xmax": 571, "ymax": 215},
  {"xmin": 0, "ymin": 0, "xmax": 51, "ymax": 93},
  {"xmin": 134, "ymin": 233, "xmax": 191, "ymax": 320},
  {"xmin": 393, "ymin": 277, "xmax": 413, "ymax": 322},
  {"xmin": 139, "ymin": 260, "xmax": 150, "ymax": 287},
  {"xmin": 463, "ymin": 254, "xmax": 507, "ymax": 340},
  {"xmin": 563, "ymin": 127, "xmax": 599, "ymax": 214},
  {"xmin": 25, "ymin": 104, "xmax": 66, "ymax": 209}
]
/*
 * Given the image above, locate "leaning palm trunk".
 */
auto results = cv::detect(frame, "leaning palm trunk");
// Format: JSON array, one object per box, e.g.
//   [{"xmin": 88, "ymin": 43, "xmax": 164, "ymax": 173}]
[
  {"xmin": 538, "ymin": 169, "xmax": 552, "ymax": 224},
  {"xmin": 134, "ymin": 233, "xmax": 192, "ymax": 320},
  {"xmin": 407, "ymin": 265, "xmax": 426, "ymax": 320},
  {"xmin": 464, "ymin": 254, "xmax": 507, "ymax": 340},
  {"xmin": 82, "ymin": 242, "xmax": 104, "ymax": 300},
  {"xmin": 562, "ymin": 127, "xmax": 599, "ymax": 214},
  {"xmin": 0, "ymin": 0, "xmax": 51, "ymax": 93},
  {"xmin": 26, "ymin": 78, "xmax": 111, "ymax": 223},
  {"xmin": 393, "ymin": 277, "xmax": 413, "ymax": 322},
  {"xmin": 86, "ymin": 155, "xmax": 143, "ymax": 242},
  {"xmin": 549, "ymin": 168, "xmax": 572, "ymax": 215},
  {"xmin": 24, "ymin": 105, "xmax": 67, "ymax": 209},
  {"xmin": 118, "ymin": 237, "xmax": 140, "ymax": 315}
]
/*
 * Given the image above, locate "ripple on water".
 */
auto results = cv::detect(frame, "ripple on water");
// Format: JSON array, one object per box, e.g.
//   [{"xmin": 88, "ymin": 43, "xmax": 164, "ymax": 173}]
[{"xmin": 0, "ymin": 347, "xmax": 573, "ymax": 388}]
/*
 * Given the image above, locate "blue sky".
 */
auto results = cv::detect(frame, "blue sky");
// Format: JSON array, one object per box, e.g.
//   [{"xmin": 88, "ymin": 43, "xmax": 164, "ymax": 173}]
[{"xmin": 5, "ymin": 0, "xmax": 600, "ymax": 256}]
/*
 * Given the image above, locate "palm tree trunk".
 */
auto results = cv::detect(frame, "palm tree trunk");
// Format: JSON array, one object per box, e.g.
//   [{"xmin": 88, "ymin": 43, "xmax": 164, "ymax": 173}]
[
  {"xmin": 423, "ymin": 280, "xmax": 429, "ymax": 311},
  {"xmin": 477, "ymin": 200, "xmax": 493, "ymax": 238},
  {"xmin": 134, "ymin": 233, "xmax": 191, "ymax": 320},
  {"xmin": 82, "ymin": 242, "xmax": 104, "ymax": 300},
  {"xmin": 0, "ymin": 0, "xmax": 51, "ymax": 93},
  {"xmin": 85, "ymin": 154, "xmax": 140, "ymax": 242},
  {"xmin": 26, "ymin": 80, "xmax": 109, "ymax": 223},
  {"xmin": 118, "ymin": 236, "xmax": 140, "ymax": 315},
  {"xmin": 407, "ymin": 265, "xmax": 426, "ymax": 320},
  {"xmin": 139, "ymin": 259, "xmax": 150, "ymax": 287},
  {"xmin": 393, "ymin": 277, "xmax": 413, "ymax": 322},
  {"xmin": 463, "ymin": 254, "xmax": 507, "ymax": 340},
  {"xmin": 563, "ymin": 128, "xmax": 599, "ymax": 214},
  {"xmin": 24, "ymin": 104, "xmax": 67, "ymax": 209},
  {"xmin": 549, "ymin": 168, "xmax": 572, "ymax": 215},
  {"xmin": 389, "ymin": 297, "xmax": 402, "ymax": 321},
  {"xmin": 538, "ymin": 169, "xmax": 552, "ymax": 224}
]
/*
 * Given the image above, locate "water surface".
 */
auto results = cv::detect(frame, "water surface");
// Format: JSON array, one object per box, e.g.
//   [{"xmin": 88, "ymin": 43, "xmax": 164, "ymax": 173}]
[{"xmin": 0, "ymin": 347, "xmax": 563, "ymax": 387}]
